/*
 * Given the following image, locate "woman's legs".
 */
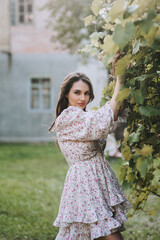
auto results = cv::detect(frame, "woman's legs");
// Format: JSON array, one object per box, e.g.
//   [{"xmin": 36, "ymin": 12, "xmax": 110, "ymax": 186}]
[{"xmin": 96, "ymin": 231, "xmax": 124, "ymax": 240}]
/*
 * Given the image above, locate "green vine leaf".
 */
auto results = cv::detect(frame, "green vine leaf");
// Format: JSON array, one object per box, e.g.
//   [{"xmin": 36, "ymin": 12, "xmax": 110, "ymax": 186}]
[
  {"xmin": 113, "ymin": 22, "xmax": 136, "ymax": 49},
  {"xmin": 129, "ymin": 132, "xmax": 140, "ymax": 145},
  {"xmin": 102, "ymin": 35, "xmax": 118, "ymax": 55},
  {"xmin": 91, "ymin": 0, "xmax": 104, "ymax": 16},
  {"xmin": 139, "ymin": 9, "xmax": 157, "ymax": 34},
  {"xmin": 133, "ymin": 73, "xmax": 158, "ymax": 81},
  {"xmin": 132, "ymin": 39, "xmax": 141, "ymax": 55},
  {"xmin": 136, "ymin": 157, "xmax": 149, "ymax": 177},
  {"xmin": 115, "ymin": 54, "xmax": 132, "ymax": 76},
  {"xmin": 84, "ymin": 15, "xmax": 96, "ymax": 27},
  {"xmin": 139, "ymin": 106, "xmax": 160, "ymax": 116},
  {"xmin": 126, "ymin": 4, "xmax": 139, "ymax": 14},
  {"xmin": 132, "ymin": 89, "xmax": 145, "ymax": 104},
  {"xmin": 108, "ymin": 0, "xmax": 126, "ymax": 22},
  {"xmin": 135, "ymin": 145, "xmax": 153, "ymax": 157},
  {"xmin": 122, "ymin": 145, "xmax": 132, "ymax": 161},
  {"xmin": 116, "ymin": 88, "xmax": 130, "ymax": 102}
]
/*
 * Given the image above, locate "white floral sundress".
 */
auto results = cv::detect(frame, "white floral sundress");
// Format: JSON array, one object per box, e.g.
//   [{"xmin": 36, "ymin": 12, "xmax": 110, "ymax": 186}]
[{"xmin": 53, "ymin": 102, "xmax": 132, "ymax": 240}]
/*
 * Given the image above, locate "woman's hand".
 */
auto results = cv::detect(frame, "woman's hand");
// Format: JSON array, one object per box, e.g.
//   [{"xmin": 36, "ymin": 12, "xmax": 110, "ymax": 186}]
[
  {"xmin": 109, "ymin": 75, "xmax": 121, "ymax": 120},
  {"xmin": 98, "ymin": 51, "xmax": 104, "ymax": 62},
  {"xmin": 99, "ymin": 50, "xmax": 125, "ymax": 120},
  {"xmin": 112, "ymin": 50, "xmax": 125, "ymax": 76}
]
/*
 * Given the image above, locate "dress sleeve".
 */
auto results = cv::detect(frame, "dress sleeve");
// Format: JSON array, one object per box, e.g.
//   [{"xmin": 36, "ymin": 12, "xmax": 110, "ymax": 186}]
[{"xmin": 54, "ymin": 102, "xmax": 115, "ymax": 141}]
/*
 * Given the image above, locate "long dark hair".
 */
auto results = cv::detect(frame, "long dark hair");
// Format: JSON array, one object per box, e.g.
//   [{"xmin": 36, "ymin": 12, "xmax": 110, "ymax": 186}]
[{"xmin": 49, "ymin": 72, "xmax": 94, "ymax": 131}]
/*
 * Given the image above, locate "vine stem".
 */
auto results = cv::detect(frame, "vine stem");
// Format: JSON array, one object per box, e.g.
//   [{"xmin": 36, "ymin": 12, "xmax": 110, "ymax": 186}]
[{"xmin": 150, "ymin": 191, "xmax": 160, "ymax": 197}]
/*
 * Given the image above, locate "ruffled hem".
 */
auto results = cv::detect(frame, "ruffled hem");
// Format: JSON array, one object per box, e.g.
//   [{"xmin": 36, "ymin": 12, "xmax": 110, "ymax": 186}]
[
  {"xmin": 54, "ymin": 157, "xmax": 132, "ymax": 224},
  {"xmin": 54, "ymin": 198, "xmax": 131, "ymax": 226},
  {"xmin": 55, "ymin": 223, "xmax": 125, "ymax": 240},
  {"xmin": 54, "ymin": 208, "xmax": 127, "ymax": 240}
]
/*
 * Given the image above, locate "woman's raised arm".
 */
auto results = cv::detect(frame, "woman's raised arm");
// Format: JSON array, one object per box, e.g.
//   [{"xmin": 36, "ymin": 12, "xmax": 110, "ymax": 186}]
[
  {"xmin": 109, "ymin": 51, "xmax": 122, "ymax": 120},
  {"xmin": 109, "ymin": 76, "xmax": 121, "ymax": 121}
]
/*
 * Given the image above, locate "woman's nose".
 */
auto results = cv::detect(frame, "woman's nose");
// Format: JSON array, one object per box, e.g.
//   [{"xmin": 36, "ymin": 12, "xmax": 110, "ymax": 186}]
[{"xmin": 80, "ymin": 94, "xmax": 85, "ymax": 101}]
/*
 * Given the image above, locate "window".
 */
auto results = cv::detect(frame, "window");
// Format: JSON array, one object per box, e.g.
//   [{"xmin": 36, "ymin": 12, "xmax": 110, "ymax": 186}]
[
  {"xmin": 30, "ymin": 78, "xmax": 51, "ymax": 111},
  {"xmin": 10, "ymin": 0, "xmax": 33, "ymax": 25},
  {"xmin": 18, "ymin": 0, "xmax": 33, "ymax": 24},
  {"xmin": 10, "ymin": 0, "xmax": 16, "ymax": 25}
]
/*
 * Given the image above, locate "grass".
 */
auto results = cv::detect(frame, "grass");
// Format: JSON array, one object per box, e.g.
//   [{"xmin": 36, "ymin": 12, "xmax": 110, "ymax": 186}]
[
  {"xmin": 0, "ymin": 143, "xmax": 67, "ymax": 240},
  {"xmin": 0, "ymin": 143, "xmax": 159, "ymax": 240}
]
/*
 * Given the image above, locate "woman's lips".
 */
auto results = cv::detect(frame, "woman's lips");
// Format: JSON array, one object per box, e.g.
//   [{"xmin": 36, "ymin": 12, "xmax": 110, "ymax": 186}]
[{"xmin": 78, "ymin": 103, "xmax": 86, "ymax": 107}]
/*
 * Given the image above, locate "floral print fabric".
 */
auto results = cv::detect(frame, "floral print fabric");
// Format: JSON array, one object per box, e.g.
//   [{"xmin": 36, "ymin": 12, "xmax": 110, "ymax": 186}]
[{"xmin": 53, "ymin": 102, "xmax": 132, "ymax": 239}]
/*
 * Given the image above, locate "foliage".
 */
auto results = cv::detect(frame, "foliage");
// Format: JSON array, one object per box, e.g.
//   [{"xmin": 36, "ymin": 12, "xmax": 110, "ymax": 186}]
[
  {"xmin": 83, "ymin": 0, "xmax": 160, "ymax": 215},
  {"xmin": 43, "ymin": 0, "xmax": 93, "ymax": 52},
  {"xmin": 0, "ymin": 143, "xmax": 160, "ymax": 239}
]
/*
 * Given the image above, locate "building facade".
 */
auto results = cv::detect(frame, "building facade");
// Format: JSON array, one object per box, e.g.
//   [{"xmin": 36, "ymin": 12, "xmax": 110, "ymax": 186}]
[{"xmin": 0, "ymin": 0, "xmax": 107, "ymax": 142}]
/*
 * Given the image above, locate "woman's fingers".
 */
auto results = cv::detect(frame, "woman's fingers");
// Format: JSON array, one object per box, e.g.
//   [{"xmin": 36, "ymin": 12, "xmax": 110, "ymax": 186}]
[{"xmin": 98, "ymin": 51, "xmax": 104, "ymax": 61}]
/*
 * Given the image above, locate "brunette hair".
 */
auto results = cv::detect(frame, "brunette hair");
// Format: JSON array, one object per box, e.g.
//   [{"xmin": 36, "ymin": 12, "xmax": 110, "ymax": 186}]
[{"xmin": 49, "ymin": 72, "xmax": 94, "ymax": 131}]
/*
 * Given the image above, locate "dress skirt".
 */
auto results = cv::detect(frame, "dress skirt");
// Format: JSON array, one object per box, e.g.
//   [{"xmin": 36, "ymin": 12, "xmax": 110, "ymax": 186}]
[{"xmin": 53, "ymin": 156, "xmax": 132, "ymax": 240}]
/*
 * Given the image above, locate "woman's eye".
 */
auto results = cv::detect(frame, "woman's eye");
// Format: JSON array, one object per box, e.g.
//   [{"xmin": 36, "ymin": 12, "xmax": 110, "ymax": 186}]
[
  {"xmin": 74, "ymin": 92, "xmax": 80, "ymax": 94},
  {"xmin": 85, "ymin": 92, "xmax": 90, "ymax": 95}
]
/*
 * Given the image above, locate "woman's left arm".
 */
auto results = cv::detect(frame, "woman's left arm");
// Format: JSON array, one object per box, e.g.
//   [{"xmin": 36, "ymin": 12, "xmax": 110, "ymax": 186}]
[
  {"xmin": 109, "ymin": 51, "xmax": 122, "ymax": 120},
  {"xmin": 109, "ymin": 76, "xmax": 121, "ymax": 121}
]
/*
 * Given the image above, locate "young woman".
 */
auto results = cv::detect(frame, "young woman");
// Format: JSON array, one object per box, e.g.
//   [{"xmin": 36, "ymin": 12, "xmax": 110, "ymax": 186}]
[{"xmin": 50, "ymin": 67, "xmax": 132, "ymax": 239}]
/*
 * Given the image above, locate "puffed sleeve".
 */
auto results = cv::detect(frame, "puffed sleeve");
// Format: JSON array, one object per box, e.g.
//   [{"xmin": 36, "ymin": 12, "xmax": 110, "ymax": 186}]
[{"xmin": 54, "ymin": 102, "xmax": 115, "ymax": 141}]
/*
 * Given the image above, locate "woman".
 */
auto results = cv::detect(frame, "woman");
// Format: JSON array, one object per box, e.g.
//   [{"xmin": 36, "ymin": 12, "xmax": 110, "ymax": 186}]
[{"xmin": 50, "ymin": 67, "xmax": 132, "ymax": 239}]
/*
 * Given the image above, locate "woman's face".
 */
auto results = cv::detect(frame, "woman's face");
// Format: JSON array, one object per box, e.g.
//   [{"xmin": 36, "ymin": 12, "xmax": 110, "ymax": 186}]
[{"xmin": 66, "ymin": 80, "xmax": 90, "ymax": 110}]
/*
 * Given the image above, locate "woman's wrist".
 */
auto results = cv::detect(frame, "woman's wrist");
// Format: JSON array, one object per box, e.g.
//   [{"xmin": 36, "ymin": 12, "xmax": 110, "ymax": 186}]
[{"xmin": 116, "ymin": 75, "xmax": 121, "ymax": 86}]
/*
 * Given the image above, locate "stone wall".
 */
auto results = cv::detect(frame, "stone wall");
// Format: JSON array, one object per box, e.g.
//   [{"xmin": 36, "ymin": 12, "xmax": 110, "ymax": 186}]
[{"xmin": 0, "ymin": 0, "xmax": 11, "ymax": 52}]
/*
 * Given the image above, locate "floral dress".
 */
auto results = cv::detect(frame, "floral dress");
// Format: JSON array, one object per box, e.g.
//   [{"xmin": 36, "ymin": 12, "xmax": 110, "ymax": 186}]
[{"xmin": 53, "ymin": 102, "xmax": 132, "ymax": 240}]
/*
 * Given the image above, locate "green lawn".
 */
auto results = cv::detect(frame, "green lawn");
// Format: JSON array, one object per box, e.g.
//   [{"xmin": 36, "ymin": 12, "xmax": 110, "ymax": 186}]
[{"xmin": 0, "ymin": 143, "xmax": 159, "ymax": 240}]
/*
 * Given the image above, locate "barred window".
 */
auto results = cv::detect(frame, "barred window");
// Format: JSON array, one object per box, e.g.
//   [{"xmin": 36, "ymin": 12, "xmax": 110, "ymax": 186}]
[
  {"xmin": 10, "ymin": 0, "xmax": 16, "ymax": 25},
  {"xmin": 30, "ymin": 78, "xmax": 51, "ymax": 110},
  {"xmin": 10, "ymin": 0, "xmax": 33, "ymax": 25}
]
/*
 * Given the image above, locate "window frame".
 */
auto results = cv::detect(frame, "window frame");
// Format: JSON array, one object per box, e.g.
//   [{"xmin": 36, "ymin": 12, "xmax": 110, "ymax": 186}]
[
  {"xmin": 29, "ymin": 77, "xmax": 53, "ymax": 113},
  {"xmin": 10, "ymin": 0, "xmax": 16, "ymax": 25},
  {"xmin": 14, "ymin": 0, "xmax": 34, "ymax": 25}
]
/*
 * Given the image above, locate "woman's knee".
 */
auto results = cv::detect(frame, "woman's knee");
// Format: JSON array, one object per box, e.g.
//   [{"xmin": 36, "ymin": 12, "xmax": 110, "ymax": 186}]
[
  {"xmin": 106, "ymin": 231, "xmax": 124, "ymax": 240},
  {"xmin": 95, "ymin": 231, "xmax": 124, "ymax": 240}
]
